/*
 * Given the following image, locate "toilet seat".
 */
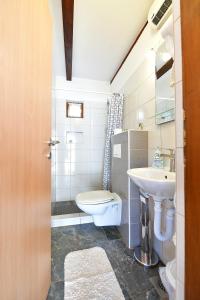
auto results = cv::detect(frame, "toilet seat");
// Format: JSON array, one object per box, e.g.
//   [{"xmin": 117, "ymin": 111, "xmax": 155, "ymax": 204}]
[
  {"xmin": 76, "ymin": 190, "xmax": 114, "ymax": 205},
  {"xmin": 75, "ymin": 190, "xmax": 122, "ymax": 226}
]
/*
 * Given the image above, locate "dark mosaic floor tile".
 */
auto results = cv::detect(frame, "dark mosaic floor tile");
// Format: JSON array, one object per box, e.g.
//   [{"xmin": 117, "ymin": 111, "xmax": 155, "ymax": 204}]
[
  {"xmin": 49, "ymin": 225, "xmax": 161, "ymax": 300},
  {"xmin": 51, "ymin": 201, "xmax": 81, "ymax": 216},
  {"xmin": 122, "ymin": 288, "xmax": 133, "ymax": 300},
  {"xmin": 75, "ymin": 223, "xmax": 108, "ymax": 243},
  {"xmin": 136, "ymin": 288, "xmax": 161, "ymax": 300},
  {"xmin": 47, "ymin": 281, "xmax": 64, "ymax": 300},
  {"xmin": 102, "ymin": 226, "xmax": 121, "ymax": 240}
]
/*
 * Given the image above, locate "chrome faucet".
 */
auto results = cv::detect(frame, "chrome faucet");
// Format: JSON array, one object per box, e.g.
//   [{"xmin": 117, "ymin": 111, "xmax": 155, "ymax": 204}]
[{"xmin": 160, "ymin": 148, "xmax": 175, "ymax": 172}]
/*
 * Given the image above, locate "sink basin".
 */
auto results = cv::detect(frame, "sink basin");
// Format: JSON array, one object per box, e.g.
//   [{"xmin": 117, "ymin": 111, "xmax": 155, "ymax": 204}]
[{"xmin": 127, "ymin": 168, "xmax": 176, "ymax": 199}]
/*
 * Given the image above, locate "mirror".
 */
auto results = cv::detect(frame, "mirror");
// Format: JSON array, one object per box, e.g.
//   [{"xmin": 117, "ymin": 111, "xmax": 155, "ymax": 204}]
[{"xmin": 155, "ymin": 43, "xmax": 175, "ymax": 125}]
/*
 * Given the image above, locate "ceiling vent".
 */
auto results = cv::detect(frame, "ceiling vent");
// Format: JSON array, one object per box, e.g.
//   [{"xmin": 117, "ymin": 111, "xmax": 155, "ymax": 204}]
[{"xmin": 148, "ymin": 0, "xmax": 172, "ymax": 29}]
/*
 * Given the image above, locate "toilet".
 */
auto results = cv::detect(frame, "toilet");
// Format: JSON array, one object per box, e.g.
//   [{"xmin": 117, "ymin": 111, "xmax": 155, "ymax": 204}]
[{"xmin": 75, "ymin": 190, "xmax": 122, "ymax": 226}]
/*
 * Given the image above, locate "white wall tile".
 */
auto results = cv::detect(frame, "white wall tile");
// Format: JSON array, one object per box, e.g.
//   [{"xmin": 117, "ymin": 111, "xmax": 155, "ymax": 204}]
[
  {"xmin": 142, "ymin": 99, "xmax": 156, "ymax": 119},
  {"xmin": 56, "ymin": 188, "xmax": 71, "ymax": 202},
  {"xmin": 70, "ymin": 148, "xmax": 89, "ymax": 163},
  {"xmin": 70, "ymin": 186, "xmax": 99, "ymax": 200},
  {"xmin": 90, "ymin": 137, "xmax": 105, "ymax": 150},
  {"xmin": 56, "ymin": 175, "xmax": 70, "ymax": 189},
  {"xmin": 176, "ymin": 147, "xmax": 185, "ymax": 216},
  {"xmin": 56, "ymin": 108, "xmax": 67, "ymax": 122},
  {"xmin": 90, "ymin": 101, "xmax": 107, "ymax": 110},
  {"xmin": 137, "ymin": 73, "xmax": 155, "ymax": 106},
  {"xmin": 51, "ymin": 174, "xmax": 56, "ymax": 202},
  {"xmin": 143, "ymin": 116, "xmax": 155, "ymax": 128},
  {"xmin": 148, "ymin": 125, "xmax": 162, "ymax": 150},
  {"xmin": 56, "ymin": 100, "xmax": 66, "ymax": 111},
  {"xmin": 56, "ymin": 149, "xmax": 71, "ymax": 163},
  {"xmin": 90, "ymin": 126, "xmax": 106, "ymax": 139},
  {"xmin": 90, "ymin": 162, "xmax": 103, "ymax": 174},
  {"xmin": 51, "ymin": 163, "xmax": 56, "ymax": 176},
  {"xmin": 56, "ymin": 162, "xmax": 70, "ymax": 176},
  {"xmin": 70, "ymin": 162, "xmax": 91, "ymax": 175},
  {"xmin": 66, "ymin": 132, "xmax": 85, "ymax": 144},
  {"xmin": 176, "ymin": 213, "xmax": 185, "ymax": 284},
  {"xmin": 125, "ymin": 93, "xmax": 138, "ymax": 112},
  {"xmin": 160, "ymin": 121, "xmax": 176, "ymax": 149},
  {"xmin": 90, "ymin": 113, "xmax": 107, "ymax": 127},
  {"xmin": 175, "ymin": 81, "xmax": 184, "ymax": 148},
  {"xmin": 123, "ymin": 112, "xmax": 137, "ymax": 130},
  {"xmin": 89, "ymin": 173, "xmax": 102, "ymax": 187},
  {"xmin": 173, "ymin": 0, "xmax": 181, "ymax": 22},
  {"xmin": 56, "ymin": 123, "xmax": 70, "ymax": 136},
  {"xmin": 51, "ymin": 149, "xmax": 56, "ymax": 164},
  {"xmin": 89, "ymin": 149, "xmax": 104, "ymax": 162},
  {"xmin": 70, "ymin": 174, "xmax": 91, "ymax": 188},
  {"xmin": 174, "ymin": 17, "xmax": 182, "ymax": 83},
  {"xmin": 176, "ymin": 280, "xmax": 185, "ymax": 300},
  {"xmin": 70, "ymin": 118, "xmax": 90, "ymax": 132}
]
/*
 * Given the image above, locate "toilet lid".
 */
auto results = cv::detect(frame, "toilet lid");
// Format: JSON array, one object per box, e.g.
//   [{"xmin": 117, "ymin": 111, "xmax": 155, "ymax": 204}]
[{"xmin": 76, "ymin": 190, "xmax": 114, "ymax": 205}]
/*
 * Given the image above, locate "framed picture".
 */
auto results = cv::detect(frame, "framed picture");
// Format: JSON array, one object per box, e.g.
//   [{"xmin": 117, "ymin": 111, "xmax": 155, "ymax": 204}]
[{"xmin": 66, "ymin": 102, "xmax": 84, "ymax": 118}]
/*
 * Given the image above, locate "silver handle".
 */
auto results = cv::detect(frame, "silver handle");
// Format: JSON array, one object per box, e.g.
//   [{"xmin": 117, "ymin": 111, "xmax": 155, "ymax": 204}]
[
  {"xmin": 46, "ymin": 152, "xmax": 51, "ymax": 160},
  {"xmin": 46, "ymin": 139, "xmax": 60, "ymax": 146}
]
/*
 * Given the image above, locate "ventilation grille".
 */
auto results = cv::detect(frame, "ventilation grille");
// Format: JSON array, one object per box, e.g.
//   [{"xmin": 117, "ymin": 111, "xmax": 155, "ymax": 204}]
[{"xmin": 151, "ymin": 0, "xmax": 172, "ymax": 25}]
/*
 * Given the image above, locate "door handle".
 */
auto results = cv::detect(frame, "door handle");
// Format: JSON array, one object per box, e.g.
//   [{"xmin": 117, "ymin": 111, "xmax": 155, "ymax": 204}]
[
  {"xmin": 46, "ymin": 152, "xmax": 51, "ymax": 160},
  {"xmin": 45, "ymin": 139, "xmax": 60, "ymax": 146}
]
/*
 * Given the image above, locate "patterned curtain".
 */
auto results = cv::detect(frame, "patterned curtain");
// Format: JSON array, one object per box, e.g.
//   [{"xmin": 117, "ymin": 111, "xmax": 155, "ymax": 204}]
[{"xmin": 103, "ymin": 93, "xmax": 124, "ymax": 190}]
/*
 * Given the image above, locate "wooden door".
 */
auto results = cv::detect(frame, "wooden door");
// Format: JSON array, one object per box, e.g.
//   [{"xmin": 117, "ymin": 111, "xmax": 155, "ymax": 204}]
[
  {"xmin": 0, "ymin": 1, "xmax": 52, "ymax": 299},
  {"xmin": 181, "ymin": 0, "xmax": 200, "ymax": 299}
]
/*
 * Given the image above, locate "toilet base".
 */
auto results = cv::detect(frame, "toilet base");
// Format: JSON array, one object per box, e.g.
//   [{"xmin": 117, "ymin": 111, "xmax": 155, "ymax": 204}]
[
  {"xmin": 93, "ymin": 195, "xmax": 122, "ymax": 226},
  {"xmin": 76, "ymin": 192, "xmax": 122, "ymax": 227},
  {"xmin": 134, "ymin": 246, "xmax": 159, "ymax": 267}
]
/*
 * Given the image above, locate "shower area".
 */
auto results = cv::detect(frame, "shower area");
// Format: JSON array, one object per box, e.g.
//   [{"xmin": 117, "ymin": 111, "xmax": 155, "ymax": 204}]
[
  {"xmin": 51, "ymin": 92, "xmax": 108, "ymax": 221},
  {"xmin": 51, "ymin": 92, "xmax": 124, "ymax": 224}
]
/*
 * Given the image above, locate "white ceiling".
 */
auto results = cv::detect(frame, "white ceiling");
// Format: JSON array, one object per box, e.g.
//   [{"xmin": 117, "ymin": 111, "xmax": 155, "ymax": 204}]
[{"xmin": 72, "ymin": 0, "xmax": 154, "ymax": 82}]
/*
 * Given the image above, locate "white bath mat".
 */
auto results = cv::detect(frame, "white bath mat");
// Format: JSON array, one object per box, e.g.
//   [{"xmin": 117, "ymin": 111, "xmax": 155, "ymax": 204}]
[{"xmin": 64, "ymin": 247, "xmax": 125, "ymax": 300}]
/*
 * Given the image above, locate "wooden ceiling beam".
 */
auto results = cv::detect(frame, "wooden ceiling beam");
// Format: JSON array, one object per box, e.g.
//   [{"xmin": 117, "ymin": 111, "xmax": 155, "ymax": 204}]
[{"xmin": 62, "ymin": 0, "xmax": 74, "ymax": 81}]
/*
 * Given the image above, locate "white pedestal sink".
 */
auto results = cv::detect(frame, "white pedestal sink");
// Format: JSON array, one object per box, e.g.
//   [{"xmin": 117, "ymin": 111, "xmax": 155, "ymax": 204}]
[
  {"xmin": 127, "ymin": 167, "xmax": 176, "ymax": 267},
  {"xmin": 127, "ymin": 167, "xmax": 175, "ymax": 200}
]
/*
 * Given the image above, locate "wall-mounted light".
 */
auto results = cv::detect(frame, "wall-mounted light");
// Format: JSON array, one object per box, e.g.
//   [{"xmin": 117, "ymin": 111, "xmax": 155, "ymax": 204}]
[{"xmin": 137, "ymin": 110, "xmax": 144, "ymax": 130}]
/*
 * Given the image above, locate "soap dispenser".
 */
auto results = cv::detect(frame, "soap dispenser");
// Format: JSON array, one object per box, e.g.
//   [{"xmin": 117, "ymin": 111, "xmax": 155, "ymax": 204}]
[{"xmin": 152, "ymin": 147, "xmax": 164, "ymax": 169}]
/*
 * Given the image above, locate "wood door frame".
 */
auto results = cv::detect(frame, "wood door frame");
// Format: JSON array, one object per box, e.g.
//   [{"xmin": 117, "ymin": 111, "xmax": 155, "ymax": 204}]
[{"xmin": 181, "ymin": 0, "xmax": 200, "ymax": 299}]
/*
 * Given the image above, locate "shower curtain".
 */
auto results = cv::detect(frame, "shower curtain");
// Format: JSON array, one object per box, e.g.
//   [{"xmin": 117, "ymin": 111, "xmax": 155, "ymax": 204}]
[{"xmin": 103, "ymin": 93, "xmax": 124, "ymax": 190}]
